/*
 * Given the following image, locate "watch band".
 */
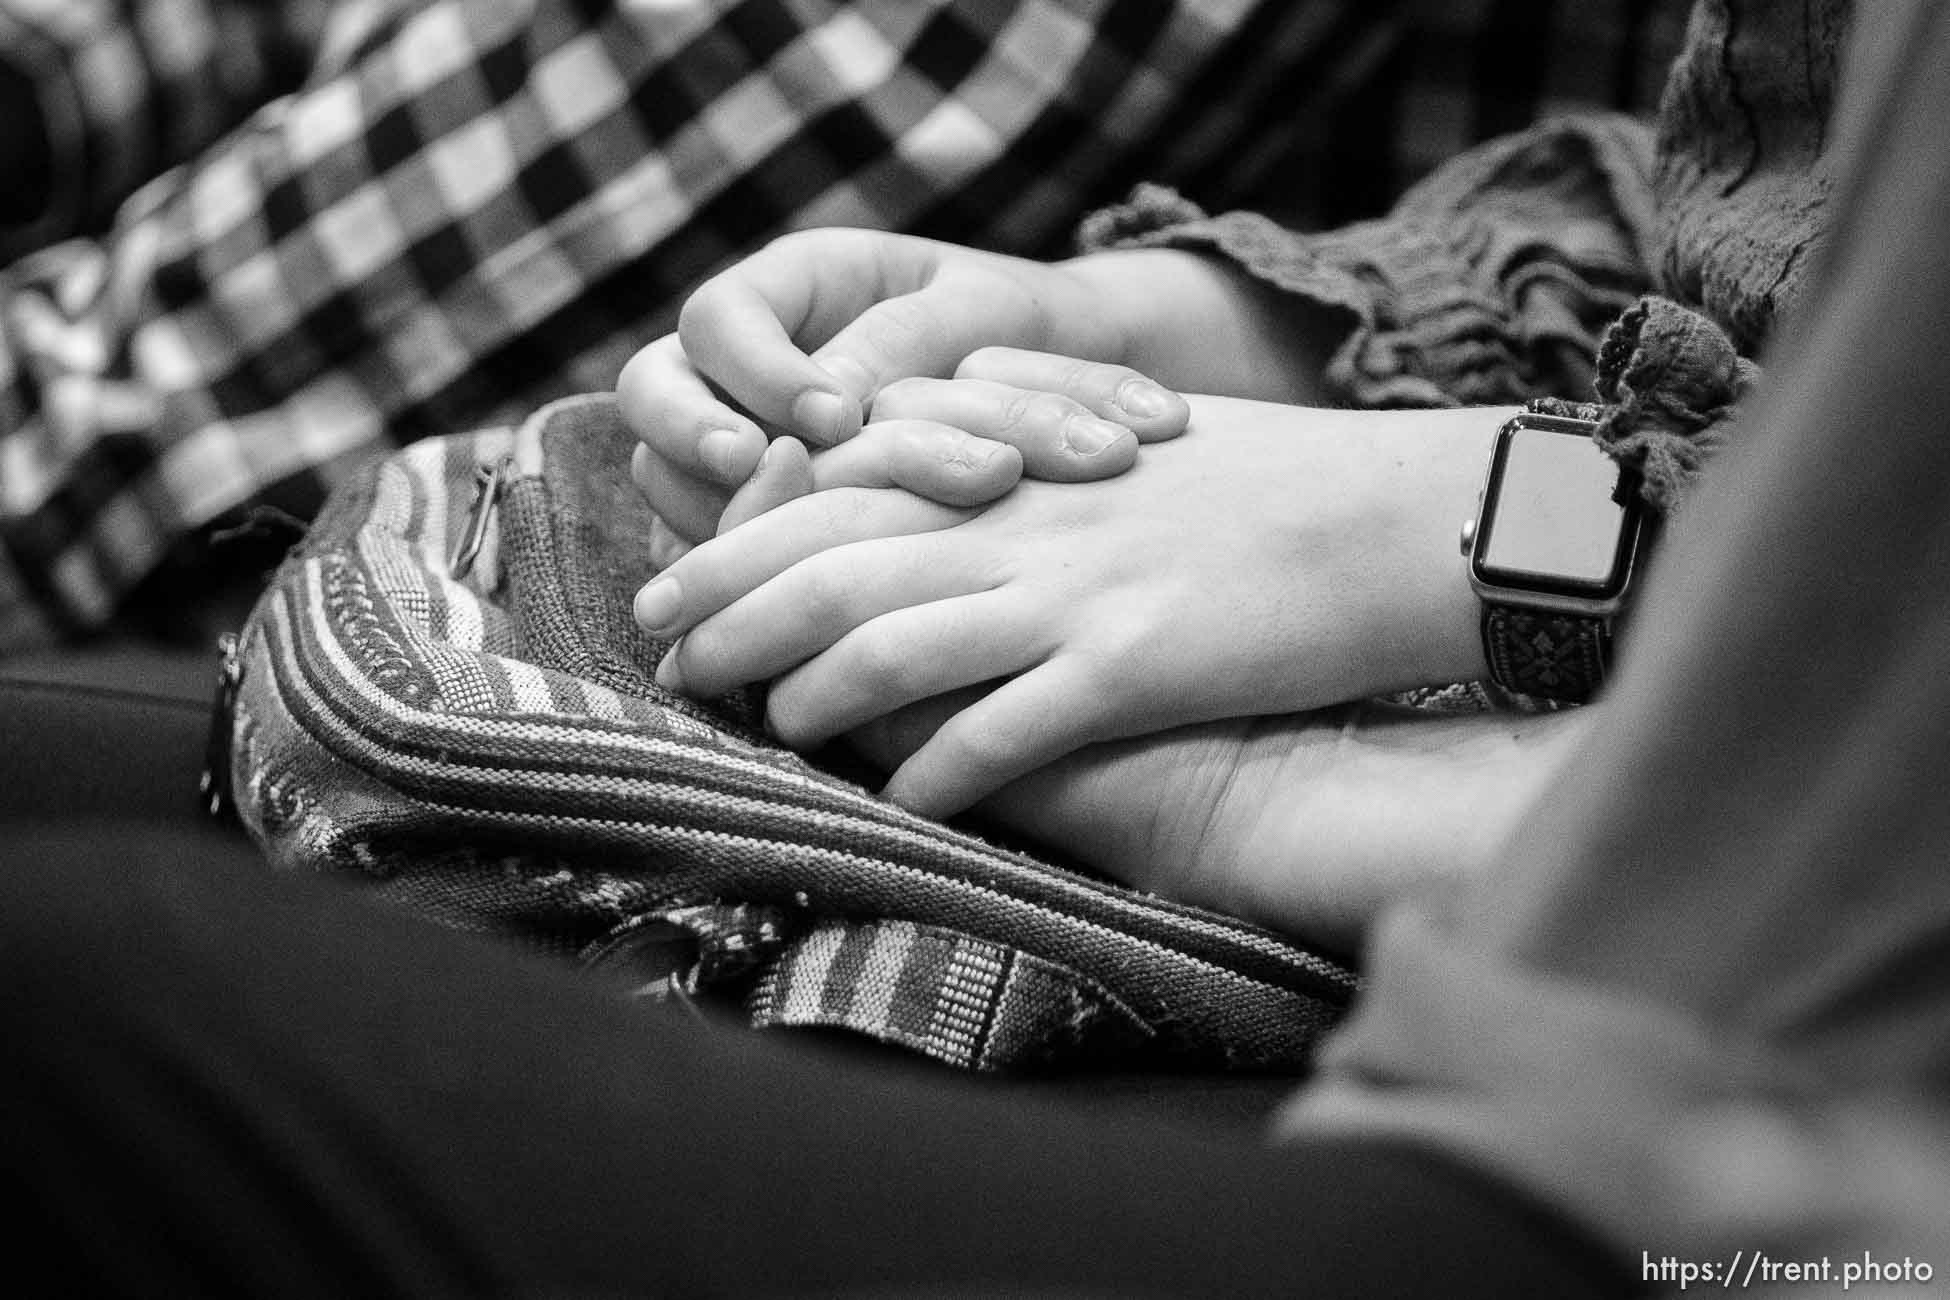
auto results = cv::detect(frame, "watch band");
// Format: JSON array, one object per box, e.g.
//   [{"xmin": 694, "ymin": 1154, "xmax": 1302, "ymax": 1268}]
[
  {"xmin": 1480, "ymin": 605, "xmax": 1612, "ymax": 703},
  {"xmin": 1479, "ymin": 398, "xmax": 1618, "ymax": 704}
]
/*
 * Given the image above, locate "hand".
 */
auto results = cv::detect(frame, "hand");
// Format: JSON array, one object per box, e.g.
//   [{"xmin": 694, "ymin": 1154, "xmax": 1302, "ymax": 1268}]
[
  {"xmin": 637, "ymin": 392, "xmax": 1512, "ymax": 817},
  {"xmin": 616, "ymin": 230, "xmax": 1337, "ymax": 546},
  {"xmin": 617, "ymin": 230, "xmax": 1192, "ymax": 547},
  {"xmin": 848, "ymin": 689, "xmax": 1587, "ymax": 950},
  {"xmin": 627, "ymin": 344, "xmax": 1193, "ymax": 560}
]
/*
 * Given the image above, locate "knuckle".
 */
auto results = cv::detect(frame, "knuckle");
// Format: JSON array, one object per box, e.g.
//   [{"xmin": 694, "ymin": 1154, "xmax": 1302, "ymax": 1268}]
[
  {"xmin": 1055, "ymin": 355, "xmax": 1100, "ymax": 396},
  {"xmin": 1064, "ymin": 357, "xmax": 1144, "ymax": 410},
  {"xmin": 816, "ymin": 487, "xmax": 880, "ymax": 540},
  {"xmin": 993, "ymin": 389, "xmax": 1035, "ymax": 437},
  {"xmin": 1023, "ymin": 391, "xmax": 1084, "ymax": 433},
  {"xmin": 945, "ymin": 432, "xmax": 996, "ymax": 472},
  {"xmin": 674, "ymin": 287, "xmax": 718, "ymax": 343},
  {"xmin": 763, "ymin": 689, "xmax": 818, "ymax": 749},
  {"xmin": 648, "ymin": 520, "xmax": 691, "ymax": 572},
  {"xmin": 861, "ymin": 295, "xmax": 943, "ymax": 356},
  {"xmin": 765, "ymin": 229, "xmax": 820, "ymax": 257},
  {"xmin": 794, "ymin": 562, "xmax": 853, "ymax": 626},
  {"xmin": 671, "ymin": 626, "xmax": 717, "ymax": 684},
  {"xmin": 870, "ymin": 376, "xmax": 929, "ymax": 419},
  {"xmin": 955, "ymin": 346, "xmax": 1012, "ymax": 380},
  {"xmin": 615, "ymin": 348, "xmax": 653, "ymax": 407},
  {"xmin": 849, "ymin": 632, "xmax": 917, "ymax": 695},
  {"xmin": 936, "ymin": 715, "xmax": 1019, "ymax": 779},
  {"xmin": 615, "ymin": 342, "xmax": 671, "ymax": 421},
  {"xmin": 758, "ymin": 228, "xmax": 843, "ymax": 270}
]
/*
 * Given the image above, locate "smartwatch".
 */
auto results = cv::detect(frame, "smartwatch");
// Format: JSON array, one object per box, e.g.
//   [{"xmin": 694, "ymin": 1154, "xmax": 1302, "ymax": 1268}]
[{"xmin": 1459, "ymin": 402, "xmax": 1645, "ymax": 703}]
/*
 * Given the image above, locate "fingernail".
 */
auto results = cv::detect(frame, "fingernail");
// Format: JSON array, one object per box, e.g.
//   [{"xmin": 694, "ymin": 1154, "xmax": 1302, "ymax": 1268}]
[
  {"xmin": 634, "ymin": 578, "xmax": 682, "ymax": 633},
  {"xmin": 697, "ymin": 428, "xmax": 743, "ymax": 484},
  {"xmin": 790, "ymin": 389, "xmax": 846, "ymax": 444},
  {"xmin": 654, "ymin": 648, "xmax": 686, "ymax": 692},
  {"xmin": 1116, "ymin": 378, "xmax": 1171, "ymax": 420},
  {"xmin": 1061, "ymin": 415, "xmax": 1126, "ymax": 456}
]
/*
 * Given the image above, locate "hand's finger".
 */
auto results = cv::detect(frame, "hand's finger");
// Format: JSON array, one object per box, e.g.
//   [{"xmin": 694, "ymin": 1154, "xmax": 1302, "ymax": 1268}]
[
  {"xmin": 717, "ymin": 436, "xmax": 815, "ymax": 535},
  {"xmin": 956, "ymin": 347, "xmax": 1190, "ymax": 443},
  {"xmin": 632, "ymin": 487, "xmax": 970, "ymax": 638},
  {"xmin": 647, "ymin": 512, "xmax": 693, "ymax": 572},
  {"xmin": 879, "ymin": 659, "xmax": 1117, "ymax": 818},
  {"xmin": 805, "ymin": 267, "xmax": 1050, "ymax": 419},
  {"xmin": 845, "ymin": 687, "xmax": 989, "ymax": 770},
  {"xmin": 763, "ymin": 593, "xmax": 1043, "ymax": 750},
  {"xmin": 677, "ymin": 229, "xmax": 939, "ymax": 447},
  {"xmin": 810, "ymin": 419, "xmax": 1024, "ymax": 505},
  {"xmin": 631, "ymin": 443, "xmax": 728, "ymax": 545},
  {"xmin": 616, "ymin": 333, "xmax": 769, "ymax": 485},
  {"xmin": 653, "ymin": 531, "xmax": 988, "ymax": 699},
  {"xmin": 868, "ymin": 378, "xmax": 1138, "ymax": 482}
]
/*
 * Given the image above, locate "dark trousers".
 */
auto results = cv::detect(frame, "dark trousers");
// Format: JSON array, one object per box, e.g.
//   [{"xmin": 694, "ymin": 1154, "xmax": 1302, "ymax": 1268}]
[{"xmin": 0, "ymin": 652, "xmax": 1624, "ymax": 1299}]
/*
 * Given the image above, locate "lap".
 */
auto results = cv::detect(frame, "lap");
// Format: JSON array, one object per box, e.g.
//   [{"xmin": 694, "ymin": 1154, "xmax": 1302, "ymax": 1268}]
[
  {"xmin": 0, "ymin": 817, "xmax": 1630, "ymax": 1298},
  {"xmin": 0, "ymin": 643, "xmax": 213, "ymax": 823}
]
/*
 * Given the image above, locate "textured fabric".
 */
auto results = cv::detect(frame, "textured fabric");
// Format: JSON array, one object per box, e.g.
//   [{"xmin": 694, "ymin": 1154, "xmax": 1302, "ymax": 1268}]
[
  {"xmin": 1315, "ymin": 0, "xmax": 1690, "ymax": 223},
  {"xmin": 1480, "ymin": 606, "xmax": 1612, "ymax": 703},
  {"xmin": 0, "ymin": 0, "xmax": 333, "ymax": 255},
  {"xmin": 0, "ymin": 0, "xmax": 1400, "ymax": 653},
  {"xmin": 1082, "ymin": 0, "xmax": 1840, "ymax": 513},
  {"xmin": 0, "ymin": 0, "xmax": 1690, "ymax": 655},
  {"xmin": 1078, "ymin": 117, "xmax": 1664, "ymax": 411},
  {"xmin": 1650, "ymin": 0, "xmax": 1846, "ymax": 355},
  {"xmin": 744, "ymin": 915, "xmax": 1156, "ymax": 1070},
  {"xmin": 228, "ymin": 392, "xmax": 1358, "ymax": 1071},
  {"xmin": 1589, "ymin": 296, "xmax": 1756, "ymax": 510}
]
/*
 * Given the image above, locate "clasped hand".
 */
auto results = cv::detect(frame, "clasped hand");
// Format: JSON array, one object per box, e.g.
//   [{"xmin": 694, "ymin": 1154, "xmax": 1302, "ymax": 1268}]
[
  {"xmin": 635, "ymin": 386, "xmax": 1498, "ymax": 817},
  {"xmin": 617, "ymin": 227, "xmax": 1499, "ymax": 821}
]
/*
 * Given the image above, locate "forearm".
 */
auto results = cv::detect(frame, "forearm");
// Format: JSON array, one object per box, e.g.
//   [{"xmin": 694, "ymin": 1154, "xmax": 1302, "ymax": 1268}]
[
  {"xmin": 848, "ymin": 689, "xmax": 1595, "ymax": 953},
  {"xmin": 1062, "ymin": 248, "xmax": 1343, "ymax": 404}
]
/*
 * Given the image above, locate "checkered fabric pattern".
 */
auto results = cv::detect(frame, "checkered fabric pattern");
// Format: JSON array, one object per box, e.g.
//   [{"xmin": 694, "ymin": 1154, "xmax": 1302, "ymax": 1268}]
[
  {"xmin": 1321, "ymin": 0, "xmax": 1692, "ymax": 219},
  {"xmin": 0, "ymin": 0, "xmax": 335, "ymax": 252},
  {"xmin": 0, "ymin": 0, "xmax": 1686, "ymax": 653}
]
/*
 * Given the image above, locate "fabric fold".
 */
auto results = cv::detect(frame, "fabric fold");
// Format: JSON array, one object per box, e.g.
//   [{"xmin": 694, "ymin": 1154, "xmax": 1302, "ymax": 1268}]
[{"xmin": 1079, "ymin": 114, "xmax": 1661, "ymax": 411}]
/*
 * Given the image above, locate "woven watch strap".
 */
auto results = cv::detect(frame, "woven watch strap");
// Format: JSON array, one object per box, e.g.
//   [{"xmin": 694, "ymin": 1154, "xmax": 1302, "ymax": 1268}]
[{"xmin": 1480, "ymin": 605, "xmax": 1612, "ymax": 702}]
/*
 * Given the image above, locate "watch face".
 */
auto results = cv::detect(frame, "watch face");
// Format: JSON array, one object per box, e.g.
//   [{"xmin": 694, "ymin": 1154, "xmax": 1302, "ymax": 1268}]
[{"xmin": 1473, "ymin": 420, "xmax": 1636, "ymax": 598}]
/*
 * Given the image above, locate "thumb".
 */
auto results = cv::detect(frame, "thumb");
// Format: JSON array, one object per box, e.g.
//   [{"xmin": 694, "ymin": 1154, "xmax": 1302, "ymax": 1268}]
[
  {"xmin": 810, "ymin": 270, "xmax": 1051, "ymax": 423},
  {"xmin": 677, "ymin": 229, "xmax": 956, "ymax": 449}
]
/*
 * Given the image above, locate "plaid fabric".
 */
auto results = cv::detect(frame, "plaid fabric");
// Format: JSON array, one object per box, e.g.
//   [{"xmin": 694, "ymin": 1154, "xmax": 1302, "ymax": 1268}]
[
  {"xmin": 229, "ymin": 393, "xmax": 1358, "ymax": 1070},
  {"xmin": 0, "ymin": 0, "xmax": 1687, "ymax": 654},
  {"xmin": 0, "ymin": 0, "xmax": 335, "ymax": 253},
  {"xmin": 1326, "ymin": 0, "xmax": 1692, "ymax": 221}
]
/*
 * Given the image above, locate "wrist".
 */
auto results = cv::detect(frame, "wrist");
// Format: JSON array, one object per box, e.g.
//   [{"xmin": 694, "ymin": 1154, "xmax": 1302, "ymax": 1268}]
[
  {"xmin": 1060, "ymin": 249, "xmax": 1338, "ymax": 402},
  {"xmin": 1373, "ymin": 405, "xmax": 1516, "ymax": 689}
]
